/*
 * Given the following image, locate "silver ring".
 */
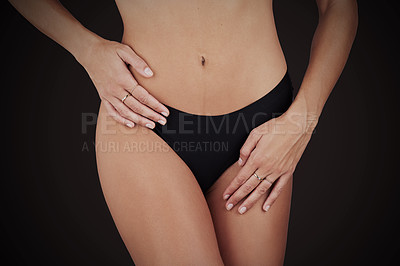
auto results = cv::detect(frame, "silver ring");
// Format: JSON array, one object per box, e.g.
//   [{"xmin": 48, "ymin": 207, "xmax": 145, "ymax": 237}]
[{"xmin": 253, "ymin": 172, "xmax": 263, "ymax": 181}]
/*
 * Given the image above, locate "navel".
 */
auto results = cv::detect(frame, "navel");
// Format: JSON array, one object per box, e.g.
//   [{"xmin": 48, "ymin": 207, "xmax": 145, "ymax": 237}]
[{"xmin": 201, "ymin": 56, "xmax": 206, "ymax": 66}]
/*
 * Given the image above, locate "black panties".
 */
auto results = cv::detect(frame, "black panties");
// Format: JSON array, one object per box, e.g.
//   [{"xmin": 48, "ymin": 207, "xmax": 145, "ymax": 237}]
[{"xmin": 153, "ymin": 71, "xmax": 294, "ymax": 194}]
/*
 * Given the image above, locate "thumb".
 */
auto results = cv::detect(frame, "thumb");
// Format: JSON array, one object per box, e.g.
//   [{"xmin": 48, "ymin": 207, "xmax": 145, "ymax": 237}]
[{"xmin": 117, "ymin": 45, "xmax": 154, "ymax": 78}]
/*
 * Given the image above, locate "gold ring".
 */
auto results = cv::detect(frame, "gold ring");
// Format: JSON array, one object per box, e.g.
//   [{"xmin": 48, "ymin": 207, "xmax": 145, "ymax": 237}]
[
  {"xmin": 121, "ymin": 94, "xmax": 130, "ymax": 103},
  {"xmin": 253, "ymin": 172, "xmax": 264, "ymax": 181}
]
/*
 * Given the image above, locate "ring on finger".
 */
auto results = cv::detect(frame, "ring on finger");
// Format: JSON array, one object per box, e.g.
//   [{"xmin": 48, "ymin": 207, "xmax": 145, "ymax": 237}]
[
  {"xmin": 129, "ymin": 84, "xmax": 138, "ymax": 95},
  {"xmin": 253, "ymin": 172, "xmax": 264, "ymax": 181},
  {"xmin": 263, "ymin": 178, "xmax": 273, "ymax": 185},
  {"xmin": 121, "ymin": 94, "xmax": 130, "ymax": 103}
]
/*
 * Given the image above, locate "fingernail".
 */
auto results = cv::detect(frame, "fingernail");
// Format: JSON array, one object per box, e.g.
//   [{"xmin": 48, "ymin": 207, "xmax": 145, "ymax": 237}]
[
  {"xmin": 223, "ymin": 194, "xmax": 230, "ymax": 200},
  {"xmin": 161, "ymin": 111, "xmax": 169, "ymax": 117},
  {"xmin": 264, "ymin": 205, "xmax": 270, "ymax": 212},
  {"xmin": 144, "ymin": 67, "xmax": 153, "ymax": 77},
  {"xmin": 145, "ymin": 123, "xmax": 154, "ymax": 129},
  {"xmin": 158, "ymin": 119, "xmax": 166, "ymax": 125},
  {"xmin": 226, "ymin": 203, "xmax": 233, "ymax": 211},
  {"xmin": 238, "ymin": 158, "xmax": 243, "ymax": 166},
  {"xmin": 126, "ymin": 123, "xmax": 134, "ymax": 128},
  {"xmin": 239, "ymin": 206, "xmax": 247, "ymax": 214}
]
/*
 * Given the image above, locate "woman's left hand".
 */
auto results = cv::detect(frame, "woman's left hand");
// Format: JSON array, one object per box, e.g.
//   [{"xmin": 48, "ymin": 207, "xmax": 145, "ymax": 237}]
[{"xmin": 222, "ymin": 111, "xmax": 318, "ymax": 214}]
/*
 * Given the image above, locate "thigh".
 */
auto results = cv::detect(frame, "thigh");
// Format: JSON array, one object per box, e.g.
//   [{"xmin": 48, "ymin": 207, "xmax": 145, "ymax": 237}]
[
  {"xmin": 205, "ymin": 163, "xmax": 293, "ymax": 266},
  {"xmin": 95, "ymin": 103, "xmax": 223, "ymax": 266}
]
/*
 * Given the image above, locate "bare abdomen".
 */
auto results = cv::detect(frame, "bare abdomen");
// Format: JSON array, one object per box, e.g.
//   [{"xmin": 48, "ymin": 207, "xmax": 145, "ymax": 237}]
[{"xmin": 116, "ymin": 0, "xmax": 287, "ymax": 115}]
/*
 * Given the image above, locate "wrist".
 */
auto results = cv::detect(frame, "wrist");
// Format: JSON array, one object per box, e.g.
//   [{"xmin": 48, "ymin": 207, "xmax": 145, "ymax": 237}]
[
  {"xmin": 70, "ymin": 28, "xmax": 105, "ymax": 66},
  {"xmin": 283, "ymin": 94, "xmax": 320, "ymax": 133}
]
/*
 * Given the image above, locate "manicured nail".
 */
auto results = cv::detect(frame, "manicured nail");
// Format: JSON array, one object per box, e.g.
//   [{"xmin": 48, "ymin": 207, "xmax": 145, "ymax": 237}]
[
  {"xmin": 223, "ymin": 194, "xmax": 230, "ymax": 200},
  {"xmin": 264, "ymin": 205, "xmax": 270, "ymax": 212},
  {"xmin": 158, "ymin": 119, "xmax": 166, "ymax": 125},
  {"xmin": 126, "ymin": 123, "xmax": 134, "ymax": 128},
  {"xmin": 144, "ymin": 67, "xmax": 153, "ymax": 77},
  {"xmin": 226, "ymin": 203, "xmax": 233, "ymax": 211},
  {"xmin": 238, "ymin": 158, "xmax": 243, "ymax": 166},
  {"xmin": 239, "ymin": 206, "xmax": 247, "ymax": 214},
  {"xmin": 161, "ymin": 111, "xmax": 169, "ymax": 117},
  {"xmin": 145, "ymin": 123, "xmax": 154, "ymax": 129}
]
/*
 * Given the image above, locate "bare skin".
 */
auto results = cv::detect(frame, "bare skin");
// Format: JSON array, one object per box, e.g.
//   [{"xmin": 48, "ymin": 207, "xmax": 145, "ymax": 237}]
[
  {"xmin": 95, "ymin": 108, "xmax": 224, "ymax": 265},
  {"xmin": 9, "ymin": 0, "xmax": 358, "ymax": 264},
  {"xmin": 115, "ymin": 0, "xmax": 288, "ymax": 115}
]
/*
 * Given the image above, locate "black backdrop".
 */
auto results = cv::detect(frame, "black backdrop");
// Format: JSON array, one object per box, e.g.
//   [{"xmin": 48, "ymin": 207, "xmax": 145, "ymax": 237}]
[{"xmin": 2, "ymin": 0, "xmax": 399, "ymax": 265}]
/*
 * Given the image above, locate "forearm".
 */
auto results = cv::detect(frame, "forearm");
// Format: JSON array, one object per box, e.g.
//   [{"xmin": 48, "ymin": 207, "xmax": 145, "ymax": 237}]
[
  {"xmin": 8, "ymin": 0, "xmax": 103, "ymax": 64},
  {"xmin": 287, "ymin": 0, "xmax": 358, "ymax": 127}
]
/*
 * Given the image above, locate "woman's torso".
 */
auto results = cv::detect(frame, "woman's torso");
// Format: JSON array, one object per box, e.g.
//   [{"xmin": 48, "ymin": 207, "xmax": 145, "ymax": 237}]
[{"xmin": 115, "ymin": 0, "xmax": 287, "ymax": 115}]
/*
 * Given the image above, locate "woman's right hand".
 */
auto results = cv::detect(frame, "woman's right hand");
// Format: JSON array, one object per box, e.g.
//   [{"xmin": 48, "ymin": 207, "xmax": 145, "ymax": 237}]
[{"xmin": 78, "ymin": 38, "xmax": 169, "ymax": 128}]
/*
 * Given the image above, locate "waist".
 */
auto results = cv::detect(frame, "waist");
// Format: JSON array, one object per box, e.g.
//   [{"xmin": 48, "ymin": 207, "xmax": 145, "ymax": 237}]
[{"xmin": 119, "ymin": 9, "xmax": 287, "ymax": 115}]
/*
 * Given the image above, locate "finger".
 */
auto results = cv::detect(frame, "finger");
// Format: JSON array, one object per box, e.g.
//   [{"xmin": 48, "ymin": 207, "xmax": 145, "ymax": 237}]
[
  {"xmin": 103, "ymin": 100, "xmax": 135, "ymax": 128},
  {"xmin": 112, "ymin": 97, "xmax": 156, "ymax": 129},
  {"xmin": 222, "ymin": 157, "xmax": 258, "ymax": 201},
  {"xmin": 131, "ymin": 85, "xmax": 170, "ymax": 117},
  {"xmin": 238, "ymin": 128, "xmax": 262, "ymax": 166},
  {"xmin": 237, "ymin": 177, "xmax": 274, "ymax": 214},
  {"xmin": 262, "ymin": 173, "xmax": 291, "ymax": 212},
  {"xmin": 225, "ymin": 171, "xmax": 263, "ymax": 213},
  {"xmin": 116, "ymin": 45, "xmax": 154, "ymax": 78},
  {"xmin": 123, "ymin": 92, "xmax": 167, "ymax": 125}
]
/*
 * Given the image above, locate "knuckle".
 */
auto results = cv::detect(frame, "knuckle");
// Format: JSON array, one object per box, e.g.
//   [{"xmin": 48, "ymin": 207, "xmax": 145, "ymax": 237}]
[
  {"xmin": 121, "ymin": 44, "xmax": 133, "ymax": 53},
  {"xmin": 250, "ymin": 128, "xmax": 259, "ymax": 136},
  {"xmin": 137, "ymin": 92, "xmax": 149, "ymax": 104},
  {"xmin": 136, "ymin": 119, "xmax": 147, "ymax": 127},
  {"xmin": 239, "ymin": 148, "xmax": 249, "ymax": 158},
  {"xmin": 243, "ymin": 183, "xmax": 254, "ymax": 192},
  {"xmin": 117, "ymin": 44, "xmax": 135, "ymax": 58},
  {"xmin": 236, "ymin": 175, "xmax": 247, "ymax": 185},
  {"xmin": 131, "ymin": 56, "xmax": 144, "ymax": 68},
  {"xmin": 116, "ymin": 46, "xmax": 125, "ymax": 55},
  {"xmin": 120, "ymin": 108, "xmax": 132, "ymax": 118},
  {"xmin": 129, "ymin": 103, "xmax": 143, "ymax": 114},
  {"xmin": 258, "ymin": 185, "xmax": 269, "ymax": 194},
  {"xmin": 113, "ymin": 104, "xmax": 122, "ymax": 113},
  {"xmin": 275, "ymin": 186, "xmax": 284, "ymax": 194}
]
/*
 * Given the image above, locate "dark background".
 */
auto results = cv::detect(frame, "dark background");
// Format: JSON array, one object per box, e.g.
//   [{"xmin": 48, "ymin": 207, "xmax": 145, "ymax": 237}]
[{"xmin": 2, "ymin": 0, "xmax": 399, "ymax": 265}]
